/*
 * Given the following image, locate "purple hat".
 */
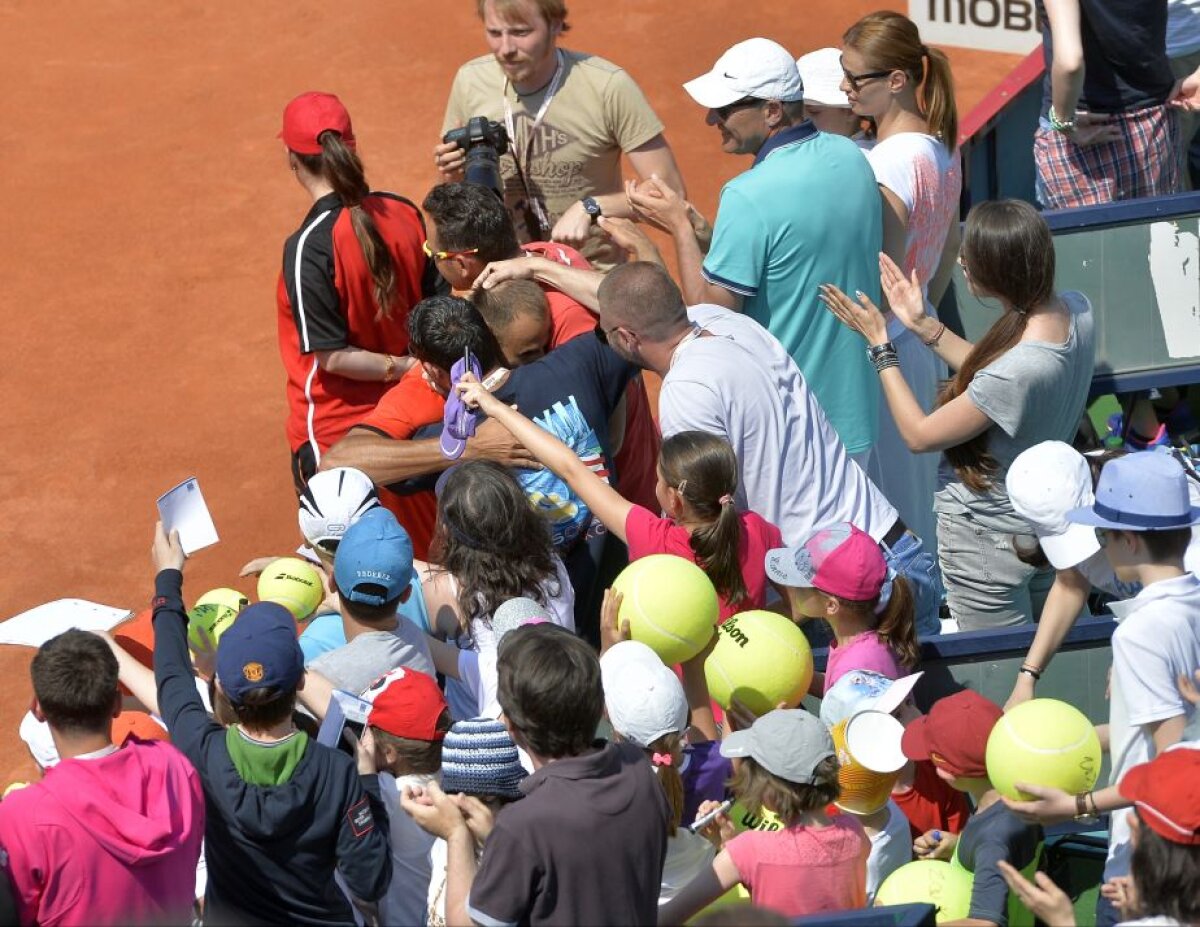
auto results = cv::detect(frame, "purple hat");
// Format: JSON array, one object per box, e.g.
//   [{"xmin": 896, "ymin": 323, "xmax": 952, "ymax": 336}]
[{"xmin": 441, "ymin": 352, "xmax": 482, "ymax": 459}]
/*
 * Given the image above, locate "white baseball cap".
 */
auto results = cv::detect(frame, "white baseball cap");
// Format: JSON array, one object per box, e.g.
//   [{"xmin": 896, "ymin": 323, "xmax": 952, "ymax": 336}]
[
  {"xmin": 298, "ymin": 467, "xmax": 380, "ymax": 552},
  {"xmin": 819, "ymin": 670, "xmax": 924, "ymax": 726},
  {"xmin": 1006, "ymin": 441, "xmax": 1101, "ymax": 570},
  {"xmin": 600, "ymin": 641, "xmax": 688, "ymax": 748},
  {"xmin": 796, "ymin": 48, "xmax": 850, "ymax": 107},
  {"xmin": 684, "ymin": 38, "xmax": 804, "ymax": 109}
]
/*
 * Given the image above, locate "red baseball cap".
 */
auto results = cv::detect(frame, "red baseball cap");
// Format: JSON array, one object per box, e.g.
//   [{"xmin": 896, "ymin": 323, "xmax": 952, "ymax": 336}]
[
  {"xmin": 1118, "ymin": 746, "xmax": 1200, "ymax": 845},
  {"xmin": 765, "ymin": 523, "xmax": 887, "ymax": 601},
  {"xmin": 901, "ymin": 689, "xmax": 1002, "ymax": 779},
  {"xmin": 365, "ymin": 667, "xmax": 448, "ymax": 741},
  {"xmin": 279, "ymin": 92, "xmax": 356, "ymax": 155}
]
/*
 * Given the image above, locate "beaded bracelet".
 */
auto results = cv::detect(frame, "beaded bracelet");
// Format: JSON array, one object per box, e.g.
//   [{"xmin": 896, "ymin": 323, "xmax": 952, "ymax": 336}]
[{"xmin": 1049, "ymin": 106, "xmax": 1076, "ymax": 134}]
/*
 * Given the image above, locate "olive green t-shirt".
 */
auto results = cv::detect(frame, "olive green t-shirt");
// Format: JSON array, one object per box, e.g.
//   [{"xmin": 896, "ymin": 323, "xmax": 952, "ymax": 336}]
[{"xmin": 442, "ymin": 49, "xmax": 663, "ymax": 269}]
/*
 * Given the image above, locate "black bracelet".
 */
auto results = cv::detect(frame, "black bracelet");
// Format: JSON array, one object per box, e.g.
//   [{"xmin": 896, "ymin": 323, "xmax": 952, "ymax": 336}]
[
  {"xmin": 867, "ymin": 342, "xmax": 896, "ymax": 362},
  {"xmin": 873, "ymin": 355, "xmax": 900, "ymax": 374},
  {"xmin": 1018, "ymin": 665, "xmax": 1042, "ymax": 681}
]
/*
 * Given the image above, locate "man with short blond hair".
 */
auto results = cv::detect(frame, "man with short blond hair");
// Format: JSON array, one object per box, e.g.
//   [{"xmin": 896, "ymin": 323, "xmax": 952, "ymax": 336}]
[{"xmin": 433, "ymin": 0, "xmax": 684, "ymax": 270}]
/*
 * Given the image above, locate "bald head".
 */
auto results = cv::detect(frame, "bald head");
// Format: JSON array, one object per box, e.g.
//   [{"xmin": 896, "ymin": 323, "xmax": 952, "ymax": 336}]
[{"xmin": 597, "ymin": 262, "xmax": 689, "ymax": 343}]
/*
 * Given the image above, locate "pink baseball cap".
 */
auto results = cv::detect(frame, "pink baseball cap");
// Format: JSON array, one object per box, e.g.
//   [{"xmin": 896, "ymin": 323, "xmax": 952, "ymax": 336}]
[
  {"xmin": 764, "ymin": 523, "xmax": 886, "ymax": 601},
  {"xmin": 279, "ymin": 92, "xmax": 356, "ymax": 155}
]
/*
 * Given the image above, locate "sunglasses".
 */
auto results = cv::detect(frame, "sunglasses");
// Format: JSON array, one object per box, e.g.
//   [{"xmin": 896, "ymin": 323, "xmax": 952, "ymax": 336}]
[
  {"xmin": 840, "ymin": 64, "xmax": 895, "ymax": 92},
  {"xmin": 422, "ymin": 240, "xmax": 480, "ymax": 262},
  {"xmin": 713, "ymin": 96, "xmax": 764, "ymax": 121},
  {"xmin": 595, "ymin": 321, "xmax": 619, "ymax": 346}
]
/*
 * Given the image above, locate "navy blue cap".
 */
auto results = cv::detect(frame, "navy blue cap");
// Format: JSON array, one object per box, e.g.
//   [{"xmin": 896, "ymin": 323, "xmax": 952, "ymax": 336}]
[
  {"xmin": 333, "ymin": 507, "xmax": 415, "ymax": 607},
  {"xmin": 215, "ymin": 602, "xmax": 304, "ymax": 706}
]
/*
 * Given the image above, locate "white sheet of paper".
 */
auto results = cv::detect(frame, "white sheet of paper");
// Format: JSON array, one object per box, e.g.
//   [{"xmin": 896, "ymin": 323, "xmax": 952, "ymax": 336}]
[
  {"xmin": 157, "ymin": 477, "xmax": 218, "ymax": 554},
  {"xmin": 0, "ymin": 599, "xmax": 133, "ymax": 648}
]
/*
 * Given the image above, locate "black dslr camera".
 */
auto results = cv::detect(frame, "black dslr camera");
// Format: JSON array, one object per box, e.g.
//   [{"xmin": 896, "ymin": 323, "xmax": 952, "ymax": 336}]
[{"xmin": 442, "ymin": 117, "xmax": 510, "ymax": 198}]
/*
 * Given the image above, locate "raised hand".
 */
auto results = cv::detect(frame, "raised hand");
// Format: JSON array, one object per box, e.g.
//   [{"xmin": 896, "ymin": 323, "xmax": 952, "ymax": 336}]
[{"xmin": 818, "ymin": 283, "xmax": 888, "ymax": 346}]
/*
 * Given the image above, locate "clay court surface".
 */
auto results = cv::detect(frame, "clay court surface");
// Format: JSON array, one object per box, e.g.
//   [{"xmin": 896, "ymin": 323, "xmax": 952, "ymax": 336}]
[{"xmin": 0, "ymin": 1, "xmax": 1018, "ymax": 784}]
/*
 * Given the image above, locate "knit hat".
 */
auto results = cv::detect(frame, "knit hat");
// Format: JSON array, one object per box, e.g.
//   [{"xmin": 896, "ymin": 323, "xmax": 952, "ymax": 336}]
[{"xmin": 440, "ymin": 717, "xmax": 528, "ymax": 800}]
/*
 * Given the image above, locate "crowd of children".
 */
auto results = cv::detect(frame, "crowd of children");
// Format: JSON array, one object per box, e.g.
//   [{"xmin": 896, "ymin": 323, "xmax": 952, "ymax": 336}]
[{"xmin": 5, "ymin": 0, "xmax": 1200, "ymax": 924}]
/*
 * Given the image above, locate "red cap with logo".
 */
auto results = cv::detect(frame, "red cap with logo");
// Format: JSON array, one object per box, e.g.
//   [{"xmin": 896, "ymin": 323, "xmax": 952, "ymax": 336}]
[
  {"xmin": 900, "ymin": 689, "xmax": 1002, "ymax": 779},
  {"xmin": 279, "ymin": 92, "xmax": 356, "ymax": 155},
  {"xmin": 1118, "ymin": 747, "xmax": 1200, "ymax": 845},
  {"xmin": 365, "ymin": 667, "xmax": 448, "ymax": 741}
]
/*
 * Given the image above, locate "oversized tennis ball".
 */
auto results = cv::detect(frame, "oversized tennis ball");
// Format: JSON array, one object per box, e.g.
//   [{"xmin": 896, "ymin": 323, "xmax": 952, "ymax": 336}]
[
  {"xmin": 727, "ymin": 800, "xmax": 784, "ymax": 833},
  {"xmin": 874, "ymin": 860, "xmax": 973, "ymax": 921},
  {"xmin": 704, "ymin": 610, "xmax": 813, "ymax": 715},
  {"xmin": 257, "ymin": 558, "xmax": 324, "ymax": 622},
  {"xmin": 986, "ymin": 698, "xmax": 1102, "ymax": 801},
  {"xmin": 611, "ymin": 555, "xmax": 719, "ymax": 665},
  {"xmin": 188, "ymin": 587, "xmax": 248, "ymax": 653}
]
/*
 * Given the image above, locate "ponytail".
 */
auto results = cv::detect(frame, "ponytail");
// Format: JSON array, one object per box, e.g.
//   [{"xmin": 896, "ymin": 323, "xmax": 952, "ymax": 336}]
[
  {"xmin": 646, "ymin": 732, "xmax": 685, "ymax": 836},
  {"xmin": 298, "ymin": 130, "xmax": 399, "ymax": 320},
  {"xmin": 922, "ymin": 47, "xmax": 958, "ymax": 151},
  {"xmin": 658, "ymin": 432, "xmax": 749, "ymax": 609},
  {"xmin": 872, "ymin": 575, "xmax": 920, "ymax": 670}
]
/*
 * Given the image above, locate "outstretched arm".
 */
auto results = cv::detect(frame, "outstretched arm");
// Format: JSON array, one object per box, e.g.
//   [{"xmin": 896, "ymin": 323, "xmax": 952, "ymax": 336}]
[{"xmin": 456, "ymin": 375, "xmax": 633, "ymax": 543}]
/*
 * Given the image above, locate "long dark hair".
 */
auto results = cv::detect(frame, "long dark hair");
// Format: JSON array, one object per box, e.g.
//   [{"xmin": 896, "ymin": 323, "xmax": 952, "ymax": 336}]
[
  {"xmin": 1130, "ymin": 814, "xmax": 1200, "ymax": 923},
  {"xmin": 939, "ymin": 200, "xmax": 1056, "ymax": 492},
  {"xmin": 842, "ymin": 10, "xmax": 958, "ymax": 150},
  {"xmin": 431, "ymin": 461, "xmax": 559, "ymax": 634},
  {"xmin": 657, "ymin": 431, "xmax": 748, "ymax": 608},
  {"xmin": 294, "ymin": 131, "xmax": 398, "ymax": 320},
  {"xmin": 831, "ymin": 575, "xmax": 919, "ymax": 670}
]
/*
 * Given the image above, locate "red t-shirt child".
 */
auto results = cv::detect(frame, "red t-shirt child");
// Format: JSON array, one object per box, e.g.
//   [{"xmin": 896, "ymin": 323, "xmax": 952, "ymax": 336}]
[
  {"xmin": 624, "ymin": 506, "xmax": 784, "ymax": 621},
  {"xmin": 353, "ymin": 365, "xmax": 445, "ymax": 559},
  {"xmin": 892, "ymin": 758, "xmax": 971, "ymax": 841}
]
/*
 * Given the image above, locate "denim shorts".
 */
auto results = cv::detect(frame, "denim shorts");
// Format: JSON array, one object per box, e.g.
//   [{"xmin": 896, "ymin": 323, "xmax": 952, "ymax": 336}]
[{"xmin": 880, "ymin": 530, "xmax": 944, "ymax": 640}]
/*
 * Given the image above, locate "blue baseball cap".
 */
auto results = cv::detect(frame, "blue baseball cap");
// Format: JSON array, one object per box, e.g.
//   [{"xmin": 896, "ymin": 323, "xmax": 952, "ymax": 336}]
[
  {"xmin": 1066, "ymin": 451, "xmax": 1200, "ymax": 531},
  {"xmin": 215, "ymin": 602, "xmax": 304, "ymax": 706},
  {"xmin": 333, "ymin": 507, "xmax": 415, "ymax": 606}
]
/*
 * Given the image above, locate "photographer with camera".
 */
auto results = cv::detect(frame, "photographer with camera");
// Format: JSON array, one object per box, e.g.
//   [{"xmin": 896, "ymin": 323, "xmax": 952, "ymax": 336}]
[{"xmin": 433, "ymin": 0, "xmax": 685, "ymax": 271}]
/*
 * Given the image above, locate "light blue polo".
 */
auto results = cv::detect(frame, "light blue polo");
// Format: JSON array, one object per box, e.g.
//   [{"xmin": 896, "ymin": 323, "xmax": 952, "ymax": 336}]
[{"xmin": 702, "ymin": 124, "xmax": 883, "ymax": 453}]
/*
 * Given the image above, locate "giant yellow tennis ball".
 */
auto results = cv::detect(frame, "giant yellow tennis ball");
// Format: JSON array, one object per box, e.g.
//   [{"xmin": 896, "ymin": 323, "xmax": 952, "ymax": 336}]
[
  {"xmin": 704, "ymin": 610, "xmax": 813, "ymax": 716},
  {"xmin": 611, "ymin": 555, "xmax": 719, "ymax": 665},
  {"xmin": 875, "ymin": 860, "xmax": 973, "ymax": 921},
  {"xmin": 986, "ymin": 698, "xmax": 1102, "ymax": 801},
  {"xmin": 188, "ymin": 587, "xmax": 248, "ymax": 653},
  {"xmin": 728, "ymin": 800, "xmax": 784, "ymax": 833},
  {"xmin": 257, "ymin": 558, "xmax": 324, "ymax": 622}
]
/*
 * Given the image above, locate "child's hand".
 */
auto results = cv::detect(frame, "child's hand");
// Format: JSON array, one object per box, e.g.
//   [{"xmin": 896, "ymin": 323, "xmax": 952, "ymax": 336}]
[
  {"xmin": 1178, "ymin": 669, "xmax": 1200, "ymax": 706},
  {"xmin": 455, "ymin": 372, "xmax": 499, "ymax": 413},
  {"xmin": 453, "ymin": 793, "xmax": 497, "ymax": 846},
  {"xmin": 151, "ymin": 521, "xmax": 186, "ymax": 574},
  {"xmin": 998, "ymin": 861, "xmax": 1076, "ymax": 926},
  {"xmin": 344, "ymin": 726, "xmax": 378, "ymax": 776},
  {"xmin": 694, "ymin": 799, "xmax": 735, "ymax": 848},
  {"xmin": 913, "ymin": 829, "xmax": 956, "ymax": 861},
  {"xmin": 401, "ymin": 781, "xmax": 468, "ymax": 839},
  {"xmin": 1001, "ymin": 783, "xmax": 1076, "ymax": 825},
  {"xmin": 1100, "ymin": 875, "xmax": 1137, "ymax": 919},
  {"xmin": 189, "ymin": 625, "xmax": 217, "ymax": 680},
  {"xmin": 598, "ymin": 587, "xmax": 629, "ymax": 655}
]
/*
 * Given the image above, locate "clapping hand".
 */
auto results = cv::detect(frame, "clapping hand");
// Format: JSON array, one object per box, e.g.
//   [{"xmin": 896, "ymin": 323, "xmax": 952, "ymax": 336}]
[
  {"xmin": 879, "ymin": 253, "xmax": 929, "ymax": 334},
  {"xmin": 818, "ymin": 283, "xmax": 889, "ymax": 346}
]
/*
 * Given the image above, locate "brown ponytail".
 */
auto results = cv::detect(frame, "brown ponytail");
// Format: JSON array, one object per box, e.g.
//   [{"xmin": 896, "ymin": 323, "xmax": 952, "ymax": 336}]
[
  {"xmin": 939, "ymin": 200, "xmax": 1054, "ymax": 492},
  {"xmin": 842, "ymin": 10, "xmax": 958, "ymax": 151},
  {"xmin": 658, "ymin": 432, "xmax": 749, "ymax": 609},
  {"xmin": 645, "ymin": 731, "xmax": 685, "ymax": 836},
  {"xmin": 295, "ymin": 131, "xmax": 399, "ymax": 320},
  {"xmin": 871, "ymin": 575, "xmax": 919, "ymax": 670}
]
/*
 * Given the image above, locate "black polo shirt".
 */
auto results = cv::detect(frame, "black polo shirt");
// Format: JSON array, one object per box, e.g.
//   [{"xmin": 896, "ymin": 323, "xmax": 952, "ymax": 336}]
[{"xmin": 467, "ymin": 741, "xmax": 669, "ymax": 926}]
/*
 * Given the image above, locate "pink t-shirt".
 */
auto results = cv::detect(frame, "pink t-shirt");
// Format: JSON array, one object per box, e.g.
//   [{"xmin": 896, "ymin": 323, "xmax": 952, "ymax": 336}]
[
  {"xmin": 625, "ymin": 505, "xmax": 784, "ymax": 621},
  {"xmin": 725, "ymin": 814, "xmax": 869, "ymax": 917},
  {"xmin": 824, "ymin": 632, "xmax": 904, "ymax": 693}
]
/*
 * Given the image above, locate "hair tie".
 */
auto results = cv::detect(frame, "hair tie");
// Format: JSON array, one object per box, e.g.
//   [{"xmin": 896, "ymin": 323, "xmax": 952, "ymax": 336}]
[
  {"xmin": 875, "ymin": 566, "xmax": 898, "ymax": 616},
  {"xmin": 718, "ymin": 494, "xmax": 734, "ymax": 506},
  {"xmin": 651, "ymin": 752, "xmax": 673, "ymax": 767}
]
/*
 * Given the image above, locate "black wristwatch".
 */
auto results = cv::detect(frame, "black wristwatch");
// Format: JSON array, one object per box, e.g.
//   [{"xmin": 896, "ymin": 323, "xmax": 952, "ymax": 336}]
[{"xmin": 581, "ymin": 196, "xmax": 602, "ymax": 222}]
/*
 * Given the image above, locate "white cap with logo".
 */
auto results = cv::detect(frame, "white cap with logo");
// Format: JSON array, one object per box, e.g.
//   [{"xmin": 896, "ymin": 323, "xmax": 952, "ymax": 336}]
[
  {"xmin": 684, "ymin": 38, "xmax": 805, "ymax": 109},
  {"xmin": 796, "ymin": 47, "xmax": 851, "ymax": 107}
]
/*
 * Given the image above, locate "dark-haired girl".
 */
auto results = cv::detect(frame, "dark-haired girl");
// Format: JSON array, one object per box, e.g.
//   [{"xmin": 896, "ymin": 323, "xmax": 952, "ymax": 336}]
[
  {"xmin": 455, "ymin": 374, "xmax": 783, "ymax": 622},
  {"xmin": 418, "ymin": 459, "xmax": 574, "ymax": 719},
  {"xmin": 277, "ymin": 91, "xmax": 433, "ymax": 490},
  {"xmin": 821, "ymin": 199, "xmax": 1095, "ymax": 630}
]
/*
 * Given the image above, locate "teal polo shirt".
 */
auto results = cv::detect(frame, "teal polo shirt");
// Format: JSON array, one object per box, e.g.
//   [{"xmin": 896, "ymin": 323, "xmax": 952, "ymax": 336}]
[{"xmin": 702, "ymin": 123, "xmax": 882, "ymax": 454}]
